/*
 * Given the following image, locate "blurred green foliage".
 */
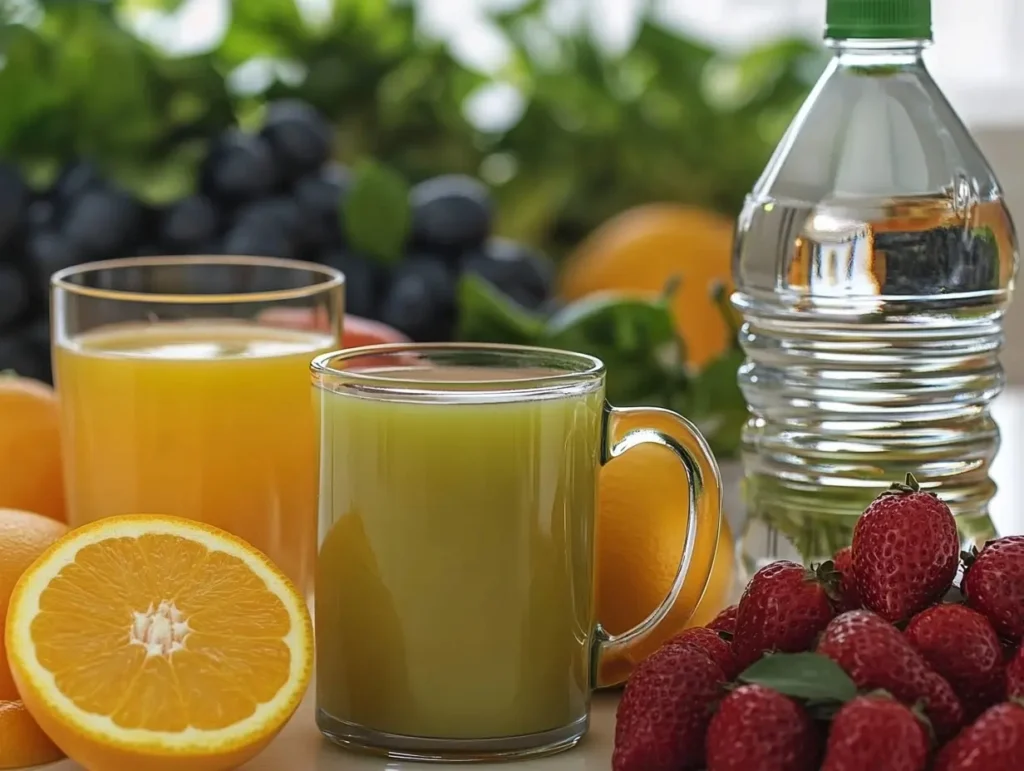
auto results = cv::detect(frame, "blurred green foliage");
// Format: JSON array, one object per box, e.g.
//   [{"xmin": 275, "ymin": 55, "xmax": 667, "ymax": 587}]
[
  {"xmin": 0, "ymin": 0, "xmax": 825, "ymax": 256},
  {"xmin": 457, "ymin": 274, "xmax": 749, "ymax": 457}
]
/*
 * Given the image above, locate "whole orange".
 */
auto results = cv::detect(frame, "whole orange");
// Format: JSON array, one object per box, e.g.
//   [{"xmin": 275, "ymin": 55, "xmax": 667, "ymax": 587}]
[
  {"xmin": 0, "ymin": 700, "xmax": 63, "ymax": 769},
  {"xmin": 560, "ymin": 204, "xmax": 736, "ymax": 369},
  {"xmin": 0, "ymin": 508, "xmax": 66, "ymax": 769},
  {"xmin": 595, "ymin": 413, "xmax": 736, "ymax": 687},
  {"xmin": 0, "ymin": 508, "xmax": 68, "ymax": 699},
  {"xmin": 0, "ymin": 374, "xmax": 65, "ymax": 522}
]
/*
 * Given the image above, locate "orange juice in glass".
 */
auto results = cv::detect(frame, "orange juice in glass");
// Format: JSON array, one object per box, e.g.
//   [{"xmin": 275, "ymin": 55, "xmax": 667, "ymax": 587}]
[{"xmin": 51, "ymin": 256, "xmax": 343, "ymax": 594}]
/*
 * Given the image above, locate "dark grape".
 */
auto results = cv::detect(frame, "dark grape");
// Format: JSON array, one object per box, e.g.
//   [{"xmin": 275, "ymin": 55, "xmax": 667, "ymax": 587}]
[
  {"xmin": 0, "ymin": 264, "xmax": 30, "ymax": 332},
  {"xmin": 160, "ymin": 195, "xmax": 220, "ymax": 252},
  {"xmin": 410, "ymin": 175, "xmax": 493, "ymax": 254},
  {"xmin": 137, "ymin": 201, "xmax": 165, "ymax": 247},
  {"xmin": 200, "ymin": 129, "xmax": 278, "ymax": 203},
  {"xmin": 407, "ymin": 249, "xmax": 458, "ymax": 272},
  {"xmin": 320, "ymin": 162, "xmax": 353, "ymax": 192},
  {"xmin": 25, "ymin": 230, "xmax": 81, "ymax": 299},
  {"xmin": 293, "ymin": 166, "xmax": 350, "ymax": 249},
  {"xmin": 0, "ymin": 332, "xmax": 48, "ymax": 382},
  {"xmin": 322, "ymin": 251, "xmax": 386, "ymax": 319},
  {"xmin": 62, "ymin": 186, "xmax": 144, "ymax": 260},
  {"xmin": 222, "ymin": 221, "xmax": 295, "ymax": 261},
  {"xmin": 379, "ymin": 258, "xmax": 456, "ymax": 341},
  {"xmin": 260, "ymin": 100, "xmax": 333, "ymax": 181},
  {"xmin": 26, "ymin": 198, "xmax": 57, "ymax": 232},
  {"xmin": 0, "ymin": 163, "xmax": 28, "ymax": 248},
  {"xmin": 50, "ymin": 160, "xmax": 104, "ymax": 213},
  {"xmin": 133, "ymin": 243, "xmax": 167, "ymax": 258},
  {"xmin": 18, "ymin": 315, "xmax": 52, "ymax": 383},
  {"xmin": 234, "ymin": 197, "xmax": 302, "ymax": 241},
  {"xmin": 463, "ymin": 238, "xmax": 554, "ymax": 309}
]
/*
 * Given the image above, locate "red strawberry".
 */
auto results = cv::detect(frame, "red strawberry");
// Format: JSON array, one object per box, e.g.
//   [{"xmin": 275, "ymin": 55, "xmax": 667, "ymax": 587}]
[
  {"xmin": 820, "ymin": 694, "xmax": 929, "ymax": 771},
  {"xmin": 1007, "ymin": 645, "xmax": 1024, "ymax": 700},
  {"xmin": 665, "ymin": 627, "xmax": 737, "ymax": 679},
  {"xmin": 816, "ymin": 610, "xmax": 964, "ymax": 739},
  {"xmin": 705, "ymin": 684, "xmax": 819, "ymax": 771},
  {"xmin": 613, "ymin": 643, "xmax": 726, "ymax": 771},
  {"xmin": 851, "ymin": 474, "xmax": 959, "ymax": 623},
  {"xmin": 904, "ymin": 603, "xmax": 1005, "ymax": 718},
  {"xmin": 708, "ymin": 604, "xmax": 738, "ymax": 636},
  {"xmin": 832, "ymin": 546, "xmax": 862, "ymax": 612},
  {"xmin": 962, "ymin": 536, "xmax": 1024, "ymax": 643},
  {"xmin": 732, "ymin": 561, "xmax": 837, "ymax": 671},
  {"xmin": 934, "ymin": 702, "xmax": 1024, "ymax": 771}
]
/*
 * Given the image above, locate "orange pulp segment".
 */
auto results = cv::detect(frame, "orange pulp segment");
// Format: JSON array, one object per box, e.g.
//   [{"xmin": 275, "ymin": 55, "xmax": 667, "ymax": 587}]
[{"xmin": 5, "ymin": 515, "xmax": 313, "ymax": 771}]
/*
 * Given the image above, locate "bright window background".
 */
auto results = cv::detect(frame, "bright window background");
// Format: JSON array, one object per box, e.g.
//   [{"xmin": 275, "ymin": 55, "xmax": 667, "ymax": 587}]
[{"xmin": 661, "ymin": 0, "xmax": 1024, "ymax": 128}]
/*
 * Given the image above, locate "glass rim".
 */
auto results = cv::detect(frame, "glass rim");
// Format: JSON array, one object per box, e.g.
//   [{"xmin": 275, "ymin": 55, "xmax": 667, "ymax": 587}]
[
  {"xmin": 50, "ymin": 254, "xmax": 344, "ymax": 305},
  {"xmin": 311, "ymin": 342, "xmax": 606, "ymax": 395}
]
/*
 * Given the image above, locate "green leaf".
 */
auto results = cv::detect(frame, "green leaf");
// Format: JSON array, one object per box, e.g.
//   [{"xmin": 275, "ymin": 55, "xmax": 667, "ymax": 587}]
[
  {"xmin": 739, "ymin": 653, "xmax": 857, "ymax": 703},
  {"xmin": 342, "ymin": 159, "xmax": 411, "ymax": 264},
  {"xmin": 685, "ymin": 347, "xmax": 746, "ymax": 457},
  {"xmin": 493, "ymin": 167, "xmax": 576, "ymax": 248},
  {"xmin": 215, "ymin": 0, "xmax": 308, "ymax": 67},
  {"xmin": 543, "ymin": 292, "xmax": 676, "ymax": 357},
  {"xmin": 455, "ymin": 275, "xmax": 545, "ymax": 345},
  {"xmin": 541, "ymin": 292, "xmax": 684, "ymax": 406}
]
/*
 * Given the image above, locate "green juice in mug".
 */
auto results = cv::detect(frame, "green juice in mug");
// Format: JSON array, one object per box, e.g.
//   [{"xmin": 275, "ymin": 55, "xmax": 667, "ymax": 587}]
[
  {"xmin": 316, "ymin": 366, "xmax": 602, "ymax": 739},
  {"xmin": 312, "ymin": 345, "xmax": 721, "ymax": 761}
]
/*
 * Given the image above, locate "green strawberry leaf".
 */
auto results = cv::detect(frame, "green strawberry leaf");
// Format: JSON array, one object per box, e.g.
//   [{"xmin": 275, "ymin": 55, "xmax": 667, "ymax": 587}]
[{"xmin": 739, "ymin": 652, "xmax": 857, "ymax": 703}]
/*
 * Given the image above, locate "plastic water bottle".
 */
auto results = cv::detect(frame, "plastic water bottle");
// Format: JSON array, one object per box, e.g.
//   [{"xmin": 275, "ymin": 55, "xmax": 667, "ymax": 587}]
[{"xmin": 732, "ymin": 0, "xmax": 1019, "ymax": 575}]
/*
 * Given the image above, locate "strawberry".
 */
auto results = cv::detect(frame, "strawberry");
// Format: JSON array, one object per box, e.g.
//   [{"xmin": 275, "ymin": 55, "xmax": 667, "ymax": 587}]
[
  {"xmin": 851, "ymin": 473, "xmax": 959, "ymax": 623},
  {"xmin": 708, "ymin": 604, "xmax": 737, "ymax": 637},
  {"xmin": 832, "ymin": 546, "xmax": 862, "ymax": 612},
  {"xmin": 665, "ymin": 627, "xmax": 737, "ymax": 679},
  {"xmin": 820, "ymin": 694, "xmax": 929, "ymax": 771},
  {"xmin": 1007, "ymin": 645, "xmax": 1024, "ymax": 700},
  {"xmin": 904, "ymin": 603, "xmax": 1006, "ymax": 718},
  {"xmin": 934, "ymin": 702, "xmax": 1024, "ymax": 771},
  {"xmin": 816, "ymin": 610, "xmax": 964, "ymax": 738},
  {"xmin": 613, "ymin": 643, "xmax": 726, "ymax": 771},
  {"xmin": 705, "ymin": 684, "xmax": 819, "ymax": 771},
  {"xmin": 732, "ymin": 561, "xmax": 837, "ymax": 671},
  {"xmin": 962, "ymin": 536, "xmax": 1024, "ymax": 644}
]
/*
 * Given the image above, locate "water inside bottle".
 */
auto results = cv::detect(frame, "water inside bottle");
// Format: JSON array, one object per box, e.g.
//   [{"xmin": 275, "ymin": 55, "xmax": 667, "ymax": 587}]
[{"xmin": 734, "ymin": 189, "xmax": 1014, "ymax": 575}]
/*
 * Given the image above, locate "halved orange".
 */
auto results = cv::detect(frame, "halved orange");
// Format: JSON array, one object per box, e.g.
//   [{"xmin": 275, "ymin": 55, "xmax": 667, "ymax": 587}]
[{"xmin": 5, "ymin": 515, "xmax": 313, "ymax": 771}]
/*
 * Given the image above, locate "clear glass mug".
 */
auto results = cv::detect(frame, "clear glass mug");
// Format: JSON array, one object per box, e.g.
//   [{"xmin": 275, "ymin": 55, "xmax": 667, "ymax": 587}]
[
  {"xmin": 311, "ymin": 343, "xmax": 722, "ymax": 762},
  {"xmin": 51, "ymin": 255, "xmax": 344, "ymax": 596}
]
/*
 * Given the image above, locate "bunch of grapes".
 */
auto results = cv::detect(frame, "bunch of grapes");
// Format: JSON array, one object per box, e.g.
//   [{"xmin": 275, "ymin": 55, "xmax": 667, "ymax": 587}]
[{"xmin": 0, "ymin": 100, "xmax": 555, "ymax": 382}]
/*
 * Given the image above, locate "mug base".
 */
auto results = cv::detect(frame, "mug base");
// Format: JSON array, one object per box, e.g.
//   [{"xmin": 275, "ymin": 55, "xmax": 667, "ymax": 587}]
[{"xmin": 316, "ymin": 709, "xmax": 589, "ymax": 763}]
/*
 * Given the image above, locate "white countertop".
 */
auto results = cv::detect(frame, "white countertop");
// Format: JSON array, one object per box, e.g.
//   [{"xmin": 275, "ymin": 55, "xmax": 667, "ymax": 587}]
[
  {"xmin": 41, "ymin": 389, "xmax": 1024, "ymax": 771},
  {"xmin": 42, "ymin": 688, "xmax": 620, "ymax": 771}
]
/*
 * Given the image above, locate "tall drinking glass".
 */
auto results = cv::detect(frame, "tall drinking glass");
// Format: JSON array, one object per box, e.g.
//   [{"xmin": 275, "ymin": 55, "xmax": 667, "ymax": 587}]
[
  {"xmin": 311, "ymin": 343, "xmax": 722, "ymax": 761},
  {"xmin": 52, "ymin": 255, "xmax": 343, "ymax": 595}
]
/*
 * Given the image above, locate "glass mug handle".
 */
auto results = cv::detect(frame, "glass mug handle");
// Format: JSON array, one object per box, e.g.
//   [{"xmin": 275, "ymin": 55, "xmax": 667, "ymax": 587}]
[{"xmin": 593, "ymin": 405, "xmax": 723, "ymax": 688}]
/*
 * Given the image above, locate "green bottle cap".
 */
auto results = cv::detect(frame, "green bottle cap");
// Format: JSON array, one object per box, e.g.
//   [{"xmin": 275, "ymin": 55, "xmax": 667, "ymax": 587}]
[{"xmin": 825, "ymin": 0, "xmax": 932, "ymax": 41}]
